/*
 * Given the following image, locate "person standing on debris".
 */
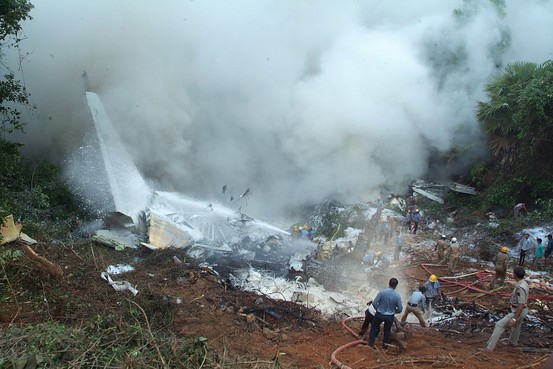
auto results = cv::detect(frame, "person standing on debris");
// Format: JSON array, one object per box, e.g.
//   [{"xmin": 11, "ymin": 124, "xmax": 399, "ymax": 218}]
[
  {"xmin": 405, "ymin": 210, "xmax": 413, "ymax": 232},
  {"xmin": 394, "ymin": 230, "xmax": 403, "ymax": 261},
  {"xmin": 490, "ymin": 246, "xmax": 509, "ymax": 288},
  {"xmin": 301, "ymin": 225, "xmax": 309, "ymax": 239},
  {"xmin": 545, "ymin": 234, "xmax": 553, "ymax": 262},
  {"xmin": 435, "ymin": 235, "xmax": 447, "ymax": 264},
  {"xmin": 447, "ymin": 237, "xmax": 460, "ymax": 274},
  {"xmin": 533, "ymin": 238, "xmax": 544, "ymax": 266},
  {"xmin": 381, "ymin": 220, "xmax": 391, "ymax": 244},
  {"xmin": 358, "ymin": 300, "xmax": 375, "ymax": 337},
  {"xmin": 513, "ymin": 202, "xmax": 528, "ymax": 218},
  {"xmin": 306, "ymin": 226, "xmax": 314, "ymax": 240},
  {"xmin": 517, "ymin": 233, "xmax": 533, "ymax": 266},
  {"xmin": 423, "ymin": 274, "xmax": 440, "ymax": 317},
  {"xmin": 368, "ymin": 278, "xmax": 403, "ymax": 348},
  {"xmin": 400, "ymin": 285, "xmax": 427, "ymax": 327},
  {"xmin": 290, "ymin": 226, "xmax": 301, "ymax": 240},
  {"xmin": 480, "ymin": 266, "xmax": 529, "ymax": 352},
  {"xmin": 411, "ymin": 209, "xmax": 421, "ymax": 235}
]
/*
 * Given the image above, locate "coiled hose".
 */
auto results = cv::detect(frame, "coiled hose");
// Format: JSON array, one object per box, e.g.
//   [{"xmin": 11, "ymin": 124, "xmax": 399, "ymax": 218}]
[{"xmin": 330, "ymin": 316, "xmax": 367, "ymax": 369}]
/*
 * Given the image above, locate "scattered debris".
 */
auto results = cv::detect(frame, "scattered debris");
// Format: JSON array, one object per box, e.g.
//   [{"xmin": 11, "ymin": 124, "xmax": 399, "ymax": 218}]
[
  {"xmin": 100, "ymin": 272, "xmax": 138, "ymax": 295},
  {"xmin": 105, "ymin": 264, "xmax": 135, "ymax": 275},
  {"xmin": 412, "ymin": 184, "xmax": 445, "ymax": 204},
  {"xmin": 0, "ymin": 215, "xmax": 22, "ymax": 245},
  {"xmin": 0, "ymin": 215, "xmax": 36, "ymax": 245},
  {"xmin": 449, "ymin": 182, "xmax": 478, "ymax": 195},
  {"xmin": 92, "ymin": 229, "xmax": 140, "ymax": 250},
  {"xmin": 140, "ymin": 211, "xmax": 195, "ymax": 250}
]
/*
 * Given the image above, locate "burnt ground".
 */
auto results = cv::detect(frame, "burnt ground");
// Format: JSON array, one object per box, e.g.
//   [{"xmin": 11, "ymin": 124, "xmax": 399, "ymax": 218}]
[{"xmin": 1, "ymin": 229, "xmax": 552, "ymax": 369}]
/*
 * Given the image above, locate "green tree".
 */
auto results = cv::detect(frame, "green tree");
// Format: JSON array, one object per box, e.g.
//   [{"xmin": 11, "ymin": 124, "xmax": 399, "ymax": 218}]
[
  {"xmin": 0, "ymin": 0, "xmax": 34, "ymax": 136},
  {"xmin": 475, "ymin": 60, "xmax": 553, "ymax": 209}
]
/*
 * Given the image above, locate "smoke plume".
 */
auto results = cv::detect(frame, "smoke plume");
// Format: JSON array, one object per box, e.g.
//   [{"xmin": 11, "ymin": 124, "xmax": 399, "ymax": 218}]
[{"xmin": 8, "ymin": 0, "xmax": 553, "ymax": 219}]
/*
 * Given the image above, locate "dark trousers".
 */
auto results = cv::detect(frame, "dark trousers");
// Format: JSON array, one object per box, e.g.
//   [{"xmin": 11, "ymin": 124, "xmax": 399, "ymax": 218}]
[
  {"xmin": 368, "ymin": 312, "xmax": 394, "ymax": 347},
  {"xmin": 519, "ymin": 249, "xmax": 527, "ymax": 266},
  {"xmin": 359, "ymin": 308, "xmax": 374, "ymax": 335},
  {"xmin": 412, "ymin": 221, "xmax": 419, "ymax": 234}
]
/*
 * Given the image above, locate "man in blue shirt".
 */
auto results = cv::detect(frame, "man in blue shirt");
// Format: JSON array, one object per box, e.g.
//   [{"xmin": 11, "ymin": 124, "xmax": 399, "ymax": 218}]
[
  {"xmin": 411, "ymin": 209, "xmax": 421, "ymax": 234},
  {"xmin": 400, "ymin": 285, "xmax": 427, "ymax": 327},
  {"xmin": 405, "ymin": 210, "xmax": 413, "ymax": 232},
  {"xmin": 424, "ymin": 275, "xmax": 440, "ymax": 316},
  {"xmin": 368, "ymin": 278, "xmax": 403, "ymax": 348}
]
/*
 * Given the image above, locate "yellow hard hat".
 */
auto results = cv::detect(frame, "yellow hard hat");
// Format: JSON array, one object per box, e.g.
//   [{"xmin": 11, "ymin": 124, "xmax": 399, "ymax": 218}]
[
  {"xmin": 429, "ymin": 274, "xmax": 437, "ymax": 282},
  {"xmin": 375, "ymin": 250, "xmax": 382, "ymax": 256},
  {"xmin": 303, "ymin": 225, "xmax": 308, "ymax": 230},
  {"xmin": 501, "ymin": 246, "xmax": 508, "ymax": 253},
  {"xmin": 293, "ymin": 226, "xmax": 299, "ymax": 230}
]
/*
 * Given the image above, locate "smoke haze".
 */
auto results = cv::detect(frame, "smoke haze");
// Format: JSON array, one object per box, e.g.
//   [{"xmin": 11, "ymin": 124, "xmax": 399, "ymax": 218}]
[{"xmin": 9, "ymin": 0, "xmax": 553, "ymax": 219}]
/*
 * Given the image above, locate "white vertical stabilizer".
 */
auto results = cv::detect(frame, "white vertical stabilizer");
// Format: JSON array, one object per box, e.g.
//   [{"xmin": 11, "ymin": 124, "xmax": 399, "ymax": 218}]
[{"xmin": 85, "ymin": 91, "xmax": 152, "ymax": 219}]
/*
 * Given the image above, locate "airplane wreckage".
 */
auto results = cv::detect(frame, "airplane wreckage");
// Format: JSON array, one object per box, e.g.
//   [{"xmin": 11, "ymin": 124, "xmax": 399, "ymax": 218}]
[
  {"xmin": 412, "ymin": 179, "xmax": 477, "ymax": 205},
  {"xmin": 61, "ymin": 75, "xmax": 483, "ymax": 317},
  {"xmin": 75, "ymin": 76, "xmax": 313, "ymax": 281}
]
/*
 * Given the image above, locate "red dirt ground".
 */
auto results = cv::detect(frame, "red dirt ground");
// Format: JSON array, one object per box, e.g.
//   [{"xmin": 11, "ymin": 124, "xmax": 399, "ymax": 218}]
[{"xmin": 0, "ymin": 230, "xmax": 551, "ymax": 368}]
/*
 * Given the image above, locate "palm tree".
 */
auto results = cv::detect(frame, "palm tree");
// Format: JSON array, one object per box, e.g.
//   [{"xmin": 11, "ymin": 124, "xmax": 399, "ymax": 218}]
[{"xmin": 475, "ymin": 61, "xmax": 538, "ymax": 173}]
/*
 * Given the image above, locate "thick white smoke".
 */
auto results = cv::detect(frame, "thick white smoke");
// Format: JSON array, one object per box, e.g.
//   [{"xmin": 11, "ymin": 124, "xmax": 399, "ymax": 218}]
[{"xmin": 9, "ymin": 0, "xmax": 553, "ymax": 219}]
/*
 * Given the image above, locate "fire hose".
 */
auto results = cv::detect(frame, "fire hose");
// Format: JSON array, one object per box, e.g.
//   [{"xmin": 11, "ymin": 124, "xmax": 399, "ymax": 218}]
[
  {"xmin": 330, "ymin": 316, "xmax": 366, "ymax": 369},
  {"xmin": 331, "ymin": 266, "xmax": 553, "ymax": 368},
  {"xmin": 420, "ymin": 264, "xmax": 553, "ymax": 300}
]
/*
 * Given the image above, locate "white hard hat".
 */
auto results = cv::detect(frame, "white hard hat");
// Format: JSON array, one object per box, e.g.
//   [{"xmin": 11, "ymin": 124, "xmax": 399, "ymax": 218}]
[
  {"xmin": 441, "ymin": 234, "xmax": 446, "ymax": 239},
  {"xmin": 451, "ymin": 237, "xmax": 457, "ymax": 243}
]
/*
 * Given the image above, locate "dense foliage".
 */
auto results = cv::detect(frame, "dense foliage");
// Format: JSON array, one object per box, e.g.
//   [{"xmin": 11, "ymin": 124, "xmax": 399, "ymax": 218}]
[
  {"xmin": 0, "ymin": 0, "xmax": 34, "ymax": 137},
  {"xmin": 0, "ymin": 0, "xmax": 84, "ymax": 239},
  {"xmin": 474, "ymin": 60, "xmax": 553, "ymax": 213}
]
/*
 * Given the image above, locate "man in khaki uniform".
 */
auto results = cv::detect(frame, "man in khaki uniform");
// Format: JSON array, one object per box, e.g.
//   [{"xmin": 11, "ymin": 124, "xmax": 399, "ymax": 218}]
[
  {"xmin": 447, "ymin": 237, "xmax": 460, "ymax": 274},
  {"xmin": 480, "ymin": 267, "xmax": 529, "ymax": 352},
  {"xmin": 490, "ymin": 246, "xmax": 509, "ymax": 288},
  {"xmin": 435, "ymin": 235, "xmax": 447, "ymax": 264}
]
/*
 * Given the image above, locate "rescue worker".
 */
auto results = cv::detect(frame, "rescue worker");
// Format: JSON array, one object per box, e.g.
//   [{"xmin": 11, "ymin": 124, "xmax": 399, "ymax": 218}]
[
  {"xmin": 405, "ymin": 210, "xmax": 413, "ymax": 232},
  {"xmin": 533, "ymin": 238, "xmax": 544, "ymax": 266},
  {"xmin": 447, "ymin": 237, "xmax": 460, "ymax": 274},
  {"xmin": 513, "ymin": 202, "xmax": 528, "ymax": 218},
  {"xmin": 363, "ymin": 251, "xmax": 375, "ymax": 267},
  {"xmin": 517, "ymin": 233, "xmax": 533, "ymax": 266},
  {"xmin": 300, "ymin": 225, "xmax": 309, "ymax": 239},
  {"xmin": 490, "ymin": 246, "xmax": 509, "ymax": 288},
  {"xmin": 411, "ymin": 209, "xmax": 421, "ymax": 234},
  {"xmin": 290, "ymin": 225, "xmax": 301, "ymax": 240},
  {"xmin": 424, "ymin": 275, "xmax": 440, "ymax": 318},
  {"xmin": 368, "ymin": 278, "xmax": 403, "ymax": 348},
  {"xmin": 394, "ymin": 230, "xmax": 403, "ymax": 261},
  {"xmin": 358, "ymin": 300, "xmax": 375, "ymax": 337},
  {"xmin": 375, "ymin": 251, "xmax": 390, "ymax": 268},
  {"xmin": 400, "ymin": 285, "xmax": 427, "ymax": 327},
  {"xmin": 545, "ymin": 234, "xmax": 553, "ymax": 262},
  {"xmin": 480, "ymin": 267, "xmax": 529, "ymax": 352},
  {"xmin": 306, "ymin": 226, "xmax": 314, "ymax": 240},
  {"xmin": 380, "ymin": 219, "xmax": 391, "ymax": 244},
  {"xmin": 435, "ymin": 235, "xmax": 447, "ymax": 264}
]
